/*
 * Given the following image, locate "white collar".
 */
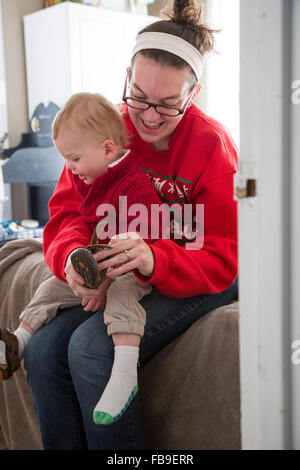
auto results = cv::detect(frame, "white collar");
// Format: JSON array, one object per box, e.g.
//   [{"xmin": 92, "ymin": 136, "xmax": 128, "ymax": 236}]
[{"xmin": 108, "ymin": 149, "xmax": 130, "ymax": 168}]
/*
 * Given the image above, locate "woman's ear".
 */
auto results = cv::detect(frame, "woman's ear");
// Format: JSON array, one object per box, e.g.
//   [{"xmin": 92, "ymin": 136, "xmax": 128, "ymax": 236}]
[{"xmin": 102, "ymin": 139, "xmax": 118, "ymax": 162}]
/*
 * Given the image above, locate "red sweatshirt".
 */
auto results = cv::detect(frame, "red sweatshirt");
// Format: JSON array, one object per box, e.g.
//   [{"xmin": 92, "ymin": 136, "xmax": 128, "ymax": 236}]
[{"xmin": 44, "ymin": 104, "xmax": 238, "ymax": 297}]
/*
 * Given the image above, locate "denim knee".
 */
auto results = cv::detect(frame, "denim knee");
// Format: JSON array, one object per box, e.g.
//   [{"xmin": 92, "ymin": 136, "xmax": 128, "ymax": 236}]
[
  {"xmin": 68, "ymin": 314, "xmax": 114, "ymax": 379},
  {"xmin": 24, "ymin": 324, "xmax": 70, "ymax": 380}
]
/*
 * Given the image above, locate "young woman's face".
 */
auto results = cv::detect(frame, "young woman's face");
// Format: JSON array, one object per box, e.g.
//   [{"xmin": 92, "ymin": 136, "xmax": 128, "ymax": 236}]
[{"xmin": 127, "ymin": 54, "xmax": 195, "ymax": 150}]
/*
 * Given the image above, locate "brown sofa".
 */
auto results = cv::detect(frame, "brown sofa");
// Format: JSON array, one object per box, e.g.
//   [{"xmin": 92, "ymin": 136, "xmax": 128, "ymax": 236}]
[{"xmin": 0, "ymin": 239, "xmax": 240, "ymax": 450}]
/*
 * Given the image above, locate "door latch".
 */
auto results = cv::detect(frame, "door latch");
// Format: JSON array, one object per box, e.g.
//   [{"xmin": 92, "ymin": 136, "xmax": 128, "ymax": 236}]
[
  {"xmin": 235, "ymin": 178, "xmax": 257, "ymax": 199},
  {"xmin": 234, "ymin": 160, "xmax": 258, "ymax": 200}
]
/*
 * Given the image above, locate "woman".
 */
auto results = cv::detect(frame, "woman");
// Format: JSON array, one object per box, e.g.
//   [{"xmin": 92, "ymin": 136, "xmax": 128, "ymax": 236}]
[{"xmin": 25, "ymin": 0, "xmax": 238, "ymax": 449}]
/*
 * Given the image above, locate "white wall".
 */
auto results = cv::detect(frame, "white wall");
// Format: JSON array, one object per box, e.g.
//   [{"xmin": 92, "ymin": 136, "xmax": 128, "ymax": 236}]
[
  {"xmin": 203, "ymin": 0, "xmax": 240, "ymax": 146},
  {"xmin": 1, "ymin": 0, "xmax": 44, "ymax": 148}
]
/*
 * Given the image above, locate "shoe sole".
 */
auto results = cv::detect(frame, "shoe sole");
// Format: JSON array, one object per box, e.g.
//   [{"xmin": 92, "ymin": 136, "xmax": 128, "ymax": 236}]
[{"xmin": 71, "ymin": 245, "xmax": 112, "ymax": 289}]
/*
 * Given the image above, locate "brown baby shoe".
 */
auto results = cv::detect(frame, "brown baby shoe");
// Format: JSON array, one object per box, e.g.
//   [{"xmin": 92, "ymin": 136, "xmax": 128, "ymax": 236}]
[
  {"xmin": 0, "ymin": 328, "xmax": 20, "ymax": 381},
  {"xmin": 71, "ymin": 244, "xmax": 112, "ymax": 289}
]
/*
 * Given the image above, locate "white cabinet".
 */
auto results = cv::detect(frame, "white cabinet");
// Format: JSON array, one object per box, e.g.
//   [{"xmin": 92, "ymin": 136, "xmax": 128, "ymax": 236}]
[{"xmin": 23, "ymin": 3, "xmax": 156, "ymax": 117}]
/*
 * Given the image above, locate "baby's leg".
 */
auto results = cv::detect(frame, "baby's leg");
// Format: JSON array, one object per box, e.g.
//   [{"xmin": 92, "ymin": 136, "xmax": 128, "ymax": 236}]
[
  {"xmin": 0, "ymin": 276, "xmax": 79, "ymax": 381},
  {"xmin": 93, "ymin": 273, "xmax": 151, "ymax": 425}
]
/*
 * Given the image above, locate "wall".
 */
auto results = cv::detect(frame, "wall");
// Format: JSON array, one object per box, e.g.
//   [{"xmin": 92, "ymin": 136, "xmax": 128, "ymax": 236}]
[
  {"xmin": 2, "ymin": 0, "xmax": 44, "ymax": 148},
  {"xmin": 149, "ymin": 0, "xmax": 166, "ymax": 16},
  {"xmin": 1, "ymin": 0, "xmax": 44, "ymax": 220},
  {"xmin": 0, "ymin": 1, "xmax": 9, "ymax": 221},
  {"xmin": 0, "ymin": 1, "xmax": 7, "ymax": 139}
]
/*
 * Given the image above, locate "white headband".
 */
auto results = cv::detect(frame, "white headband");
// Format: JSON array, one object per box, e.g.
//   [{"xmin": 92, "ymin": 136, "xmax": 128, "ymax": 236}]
[{"xmin": 132, "ymin": 32, "xmax": 204, "ymax": 81}]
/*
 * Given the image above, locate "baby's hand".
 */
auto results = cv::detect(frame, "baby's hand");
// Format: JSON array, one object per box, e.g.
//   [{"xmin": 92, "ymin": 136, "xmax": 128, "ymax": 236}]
[
  {"xmin": 81, "ymin": 277, "xmax": 112, "ymax": 312},
  {"xmin": 65, "ymin": 262, "xmax": 96, "ymax": 298}
]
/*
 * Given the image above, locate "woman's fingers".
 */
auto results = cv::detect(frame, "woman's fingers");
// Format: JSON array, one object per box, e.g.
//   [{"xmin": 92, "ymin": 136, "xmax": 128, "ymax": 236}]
[
  {"xmin": 105, "ymin": 260, "xmax": 137, "ymax": 278},
  {"xmin": 93, "ymin": 233, "xmax": 140, "ymax": 262},
  {"xmin": 97, "ymin": 236, "xmax": 155, "ymax": 278},
  {"xmin": 93, "ymin": 242, "xmax": 134, "ymax": 263},
  {"xmin": 97, "ymin": 241, "xmax": 138, "ymax": 270}
]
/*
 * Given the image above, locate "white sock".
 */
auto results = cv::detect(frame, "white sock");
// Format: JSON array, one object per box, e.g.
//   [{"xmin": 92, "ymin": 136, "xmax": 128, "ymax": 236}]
[
  {"xmin": 13, "ymin": 327, "xmax": 33, "ymax": 359},
  {"xmin": 93, "ymin": 345, "xmax": 139, "ymax": 425}
]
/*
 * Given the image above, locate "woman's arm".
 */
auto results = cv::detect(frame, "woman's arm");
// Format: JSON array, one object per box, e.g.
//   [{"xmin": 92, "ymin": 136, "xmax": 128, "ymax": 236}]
[{"xmin": 140, "ymin": 171, "xmax": 238, "ymax": 296}]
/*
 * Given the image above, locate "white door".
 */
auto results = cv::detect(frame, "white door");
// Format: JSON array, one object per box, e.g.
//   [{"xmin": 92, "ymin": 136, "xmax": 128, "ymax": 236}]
[
  {"xmin": 290, "ymin": 0, "xmax": 300, "ymax": 450},
  {"xmin": 238, "ymin": 0, "xmax": 300, "ymax": 450}
]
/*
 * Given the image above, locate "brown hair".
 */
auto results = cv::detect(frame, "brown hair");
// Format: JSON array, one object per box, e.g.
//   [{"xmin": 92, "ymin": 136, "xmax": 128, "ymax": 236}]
[
  {"xmin": 132, "ymin": 0, "xmax": 218, "ymax": 85},
  {"xmin": 52, "ymin": 92, "xmax": 128, "ymax": 148}
]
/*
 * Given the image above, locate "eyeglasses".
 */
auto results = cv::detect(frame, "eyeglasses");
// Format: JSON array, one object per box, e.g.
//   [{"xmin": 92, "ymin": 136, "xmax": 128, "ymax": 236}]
[{"xmin": 122, "ymin": 73, "xmax": 196, "ymax": 117}]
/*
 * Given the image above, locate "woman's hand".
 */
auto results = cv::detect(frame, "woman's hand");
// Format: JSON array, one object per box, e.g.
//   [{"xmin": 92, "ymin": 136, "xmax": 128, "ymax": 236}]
[{"xmin": 94, "ymin": 233, "xmax": 155, "ymax": 279}]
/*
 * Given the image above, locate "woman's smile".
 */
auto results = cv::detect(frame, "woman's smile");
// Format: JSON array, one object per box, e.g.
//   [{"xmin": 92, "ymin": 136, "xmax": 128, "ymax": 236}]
[{"xmin": 139, "ymin": 117, "xmax": 165, "ymax": 132}]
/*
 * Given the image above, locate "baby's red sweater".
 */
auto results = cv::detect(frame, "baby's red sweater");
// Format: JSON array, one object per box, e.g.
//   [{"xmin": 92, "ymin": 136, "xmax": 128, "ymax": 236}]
[{"xmin": 44, "ymin": 150, "xmax": 162, "ymax": 278}]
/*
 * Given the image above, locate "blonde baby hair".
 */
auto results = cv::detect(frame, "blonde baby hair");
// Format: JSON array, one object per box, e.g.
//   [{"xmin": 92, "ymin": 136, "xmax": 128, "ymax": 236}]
[{"xmin": 52, "ymin": 92, "xmax": 129, "ymax": 148}]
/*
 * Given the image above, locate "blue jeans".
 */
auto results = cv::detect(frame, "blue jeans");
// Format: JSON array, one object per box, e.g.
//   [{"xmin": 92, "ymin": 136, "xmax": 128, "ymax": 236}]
[{"xmin": 24, "ymin": 278, "xmax": 238, "ymax": 450}]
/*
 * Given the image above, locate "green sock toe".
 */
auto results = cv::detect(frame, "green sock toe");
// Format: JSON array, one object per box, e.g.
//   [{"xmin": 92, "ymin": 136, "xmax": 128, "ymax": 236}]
[
  {"xmin": 93, "ymin": 411, "xmax": 114, "ymax": 425},
  {"xmin": 93, "ymin": 385, "xmax": 139, "ymax": 425}
]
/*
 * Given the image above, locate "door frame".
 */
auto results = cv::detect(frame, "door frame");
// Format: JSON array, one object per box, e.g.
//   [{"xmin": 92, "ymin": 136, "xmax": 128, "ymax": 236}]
[{"xmin": 239, "ymin": 0, "xmax": 299, "ymax": 449}]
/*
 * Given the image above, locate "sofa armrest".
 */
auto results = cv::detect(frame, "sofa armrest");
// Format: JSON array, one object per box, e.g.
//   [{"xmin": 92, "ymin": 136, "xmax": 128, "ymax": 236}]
[{"xmin": 139, "ymin": 301, "xmax": 240, "ymax": 450}]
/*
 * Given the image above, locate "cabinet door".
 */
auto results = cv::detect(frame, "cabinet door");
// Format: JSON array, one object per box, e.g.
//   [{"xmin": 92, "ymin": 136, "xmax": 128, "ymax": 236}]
[
  {"xmin": 24, "ymin": 5, "xmax": 72, "ymax": 118},
  {"xmin": 74, "ymin": 12, "xmax": 154, "ymax": 104},
  {"xmin": 24, "ymin": 4, "xmax": 155, "ymax": 116}
]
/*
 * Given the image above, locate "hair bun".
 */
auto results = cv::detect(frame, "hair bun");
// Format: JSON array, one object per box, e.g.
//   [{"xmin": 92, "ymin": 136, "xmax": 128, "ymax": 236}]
[
  {"xmin": 159, "ymin": 0, "xmax": 217, "ymax": 57},
  {"xmin": 136, "ymin": 0, "xmax": 217, "ymax": 77},
  {"xmin": 163, "ymin": 0, "xmax": 203, "ymax": 28}
]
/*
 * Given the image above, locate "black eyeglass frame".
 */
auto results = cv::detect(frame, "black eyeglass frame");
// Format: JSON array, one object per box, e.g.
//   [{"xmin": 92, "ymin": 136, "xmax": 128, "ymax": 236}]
[{"xmin": 122, "ymin": 73, "xmax": 196, "ymax": 117}]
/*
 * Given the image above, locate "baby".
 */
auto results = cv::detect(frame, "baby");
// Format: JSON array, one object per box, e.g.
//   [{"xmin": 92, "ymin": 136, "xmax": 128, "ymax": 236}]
[{"xmin": 0, "ymin": 92, "xmax": 163, "ymax": 425}]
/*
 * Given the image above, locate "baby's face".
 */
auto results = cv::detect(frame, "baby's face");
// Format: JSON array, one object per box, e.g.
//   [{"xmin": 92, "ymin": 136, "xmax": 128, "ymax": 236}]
[{"xmin": 54, "ymin": 127, "xmax": 108, "ymax": 185}]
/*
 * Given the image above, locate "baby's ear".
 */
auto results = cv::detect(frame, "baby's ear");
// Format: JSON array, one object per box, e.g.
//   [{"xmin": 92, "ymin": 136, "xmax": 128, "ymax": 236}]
[{"xmin": 103, "ymin": 139, "xmax": 118, "ymax": 160}]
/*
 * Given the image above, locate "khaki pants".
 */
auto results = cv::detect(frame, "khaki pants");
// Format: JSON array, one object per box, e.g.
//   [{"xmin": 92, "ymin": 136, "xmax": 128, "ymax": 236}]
[{"xmin": 19, "ymin": 272, "xmax": 151, "ymax": 337}]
